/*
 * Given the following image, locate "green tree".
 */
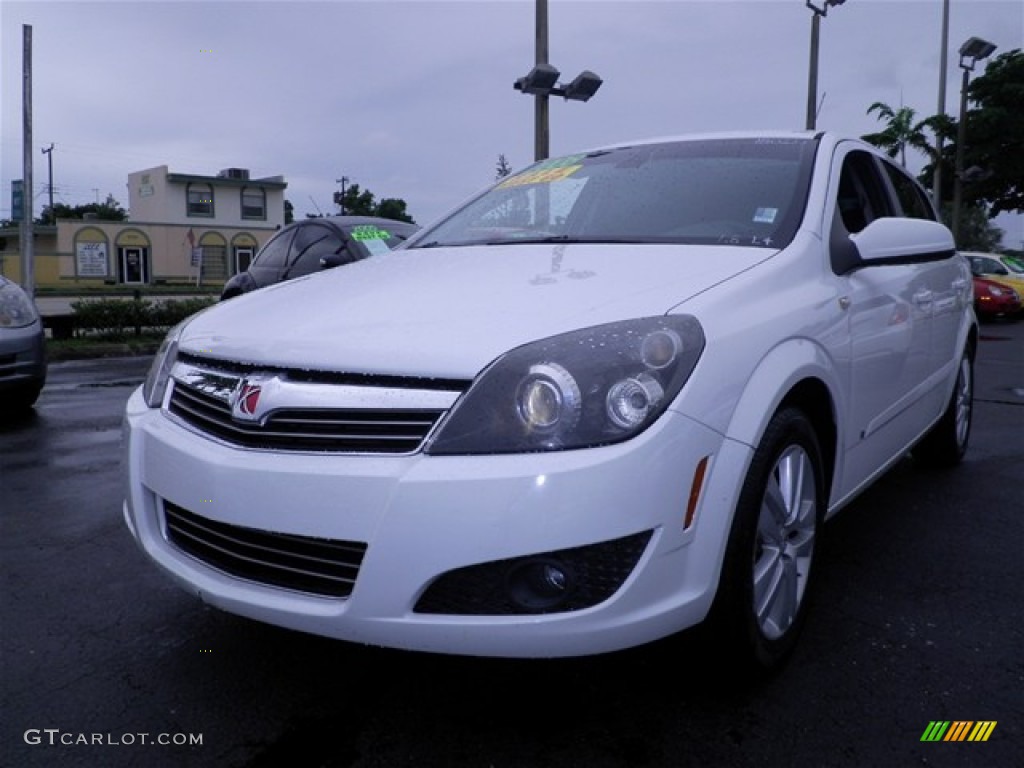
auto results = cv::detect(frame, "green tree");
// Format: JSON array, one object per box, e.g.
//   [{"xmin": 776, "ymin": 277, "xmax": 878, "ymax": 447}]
[
  {"xmin": 333, "ymin": 182, "xmax": 415, "ymax": 223},
  {"xmin": 284, "ymin": 199, "xmax": 294, "ymax": 225},
  {"xmin": 38, "ymin": 194, "xmax": 126, "ymax": 224},
  {"xmin": 375, "ymin": 198, "xmax": 415, "ymax": 224},
  {"xmin": 960, "ymin": 49, "xmax": 1024, "ymax": 216},
  {"xmin": 334, "ymin": 184, "xmax": 377, "ymax": 216},
  {"xmin": 939, "ymin": 201, "xmax": 1004, "ymax": 252}
]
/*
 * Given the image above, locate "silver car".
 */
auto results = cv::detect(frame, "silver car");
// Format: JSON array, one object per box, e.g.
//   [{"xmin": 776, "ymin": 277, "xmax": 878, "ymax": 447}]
[{"xmin": 0, "ymin": 276, "xmax": 46, "ymax": 413}]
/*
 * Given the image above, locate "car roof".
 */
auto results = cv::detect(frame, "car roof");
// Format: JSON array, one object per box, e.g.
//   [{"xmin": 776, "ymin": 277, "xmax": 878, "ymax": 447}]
[
  {"xmin": 566, "ymin": 129, "xmax": 828, "ymax": 154},
  {"xmin": 290, "ymin": 215, "xmax": 418, "ymax": 231}
]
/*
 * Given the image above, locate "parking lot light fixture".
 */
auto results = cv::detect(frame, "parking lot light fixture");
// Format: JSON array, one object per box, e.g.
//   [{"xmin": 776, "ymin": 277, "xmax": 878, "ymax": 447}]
[
  {"xmin": 952, "ymin": 36, "xmax": 997, "ymax": 243},
  {"xmin": 562, "ymin": 70, "xmax": 603, "ymax": 102},
  {"xmin": 514, "ymin": 64, "xmax": 561, "ymax": 96}
]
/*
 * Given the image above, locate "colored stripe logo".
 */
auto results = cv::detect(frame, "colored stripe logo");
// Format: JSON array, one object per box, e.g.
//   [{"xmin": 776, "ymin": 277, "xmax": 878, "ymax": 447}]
[{"xmin": 921, "ymin": 721, "xmax": 997, "ymax": 742}]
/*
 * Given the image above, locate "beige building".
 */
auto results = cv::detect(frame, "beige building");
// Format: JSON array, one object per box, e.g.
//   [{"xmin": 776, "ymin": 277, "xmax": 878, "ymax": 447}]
[{"xmin": 0, "ymin": 166, "xmax": 287, "ymax": 289}]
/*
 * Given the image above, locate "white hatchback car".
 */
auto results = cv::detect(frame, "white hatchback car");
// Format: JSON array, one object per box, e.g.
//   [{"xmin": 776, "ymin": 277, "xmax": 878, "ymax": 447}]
[{"xmin": 124, "ymin": 131, "xmax": 976, "ymax": 673}]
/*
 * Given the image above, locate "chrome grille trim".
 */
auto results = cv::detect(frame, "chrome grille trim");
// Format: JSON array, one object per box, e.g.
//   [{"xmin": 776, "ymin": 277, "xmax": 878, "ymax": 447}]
[
  {"xmin": 163, "ymin": 501, "xmax": 366, "ymax": 598},
  {"xmin": 166, "ymin": 360, "xmax": 465, "ymax": 454}
]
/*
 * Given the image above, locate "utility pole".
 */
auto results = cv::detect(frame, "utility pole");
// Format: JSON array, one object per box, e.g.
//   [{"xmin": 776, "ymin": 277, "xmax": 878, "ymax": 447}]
[
  {"xmin": 335, "ymin": 176, "xmax": 349, "ymax": 214},
  {"xmin": 41, "ymin": 143, "xmax": 54, "ymax": 224},
  {"xmin": 20, "ymin": 25, "xmax": 34, "ymax": 298}
]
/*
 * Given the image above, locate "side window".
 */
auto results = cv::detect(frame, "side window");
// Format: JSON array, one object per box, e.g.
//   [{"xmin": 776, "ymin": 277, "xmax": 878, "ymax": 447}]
[
  {"xmin": 288, "ymin": 225, "xmax": 346, "ymax": 277},
  {"xmin": 251, "ymin": 229, "xmax": 294, "ymax": 270},
  {"xmin": 835, "ymin": 151, "xmax": 893, "ymax": 235},
  {"xmin": 881, "ymin": 160, "xmax": 935, "ymax": 221}
]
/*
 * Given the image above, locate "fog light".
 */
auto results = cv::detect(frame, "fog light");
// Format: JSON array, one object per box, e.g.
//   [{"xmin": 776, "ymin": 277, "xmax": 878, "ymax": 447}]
[{"xmin": 506, "ymin": 558, "xmax": 576, "ymax": 612}]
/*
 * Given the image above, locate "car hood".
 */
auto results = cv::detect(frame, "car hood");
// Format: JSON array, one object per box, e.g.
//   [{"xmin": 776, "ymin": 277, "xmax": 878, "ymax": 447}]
[{"xmin": 180, "ymin": 243, "xmax": 771, "ymax": 379}]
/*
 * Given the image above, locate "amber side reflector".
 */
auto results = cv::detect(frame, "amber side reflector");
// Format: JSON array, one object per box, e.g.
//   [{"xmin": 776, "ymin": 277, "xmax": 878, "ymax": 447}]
[{"xmin": 684, "ymin": 456, "xmax": 710, "ymax": 529}]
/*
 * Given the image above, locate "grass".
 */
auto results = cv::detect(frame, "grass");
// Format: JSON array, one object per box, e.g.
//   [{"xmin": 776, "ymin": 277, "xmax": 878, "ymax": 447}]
[{"xmin": 46, "ymin": 332, "xmax": 164, "ymax": 362}]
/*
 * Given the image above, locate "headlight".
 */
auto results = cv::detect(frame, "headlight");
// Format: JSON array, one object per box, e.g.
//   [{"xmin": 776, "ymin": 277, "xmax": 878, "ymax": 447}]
[
  {"xmin": 427, "ymin": 316, "xmax": 704, "ymax": 455},
  {"xmin": 141, "ymin": 323, "xmax": 183, "ymax": 408},
  {"xmin": 0, "ymin": 283, "xmax": 40, "ymax": 328}
]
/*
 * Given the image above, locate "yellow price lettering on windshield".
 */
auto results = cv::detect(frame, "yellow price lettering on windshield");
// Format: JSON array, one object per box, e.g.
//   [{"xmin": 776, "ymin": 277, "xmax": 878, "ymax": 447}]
[{"xmin": 499, "ymin": 165, "xmax": 582, "ymax": 188}]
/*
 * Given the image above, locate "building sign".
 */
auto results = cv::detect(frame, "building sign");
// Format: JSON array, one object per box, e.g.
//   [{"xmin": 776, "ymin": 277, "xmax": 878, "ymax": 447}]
[
  {"xmin": 76, "ymin": 242, "xmax": 109, "ymax": 277},
  {"xmin": 12, "ymin": 180, "xmax": 23, "ymax": 221}
]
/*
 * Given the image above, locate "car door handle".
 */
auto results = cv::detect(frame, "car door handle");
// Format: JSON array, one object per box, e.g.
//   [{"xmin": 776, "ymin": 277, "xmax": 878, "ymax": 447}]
[
  {"xmin": 913, "ymin": 290, "xmax": 934, "ymax": 307},
  {"xmin": 952, "ymin": 277, "xmax": 969, "ymax": 298}
]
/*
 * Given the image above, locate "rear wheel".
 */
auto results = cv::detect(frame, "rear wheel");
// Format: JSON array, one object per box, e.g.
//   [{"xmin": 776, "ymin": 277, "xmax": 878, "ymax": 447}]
[
  {"xmin": 914, "ymin": 344, "xmax": 973, "ymax": 468},
  {"xmin": 709, "ymin": 407, "xmax": 825, "ymax": 675}
]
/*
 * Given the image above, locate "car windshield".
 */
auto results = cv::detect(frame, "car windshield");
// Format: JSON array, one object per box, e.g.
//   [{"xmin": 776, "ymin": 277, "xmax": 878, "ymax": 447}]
[
  {"xmin": 412, "ymin": 137, "xmax": 816, "ymax": 250},
  {"xmin": 344, "ymin": 222, "xmax": 417, "ymax": 257}
]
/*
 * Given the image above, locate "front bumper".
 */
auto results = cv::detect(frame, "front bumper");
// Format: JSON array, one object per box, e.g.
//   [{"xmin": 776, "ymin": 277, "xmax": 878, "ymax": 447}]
[
  {"xmin": 0, "ymin": 320, "xmax": 46, "ymax": 393},
  {"xmin": 122, "ymin": 385, "xmax": 750, "ymax": 657}
]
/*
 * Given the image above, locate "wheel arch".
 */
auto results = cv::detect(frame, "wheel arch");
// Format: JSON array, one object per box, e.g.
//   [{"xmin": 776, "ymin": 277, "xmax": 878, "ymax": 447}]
[{"xmin": 722, "ymin": 339, "xmax": 841, "ymax": 502}]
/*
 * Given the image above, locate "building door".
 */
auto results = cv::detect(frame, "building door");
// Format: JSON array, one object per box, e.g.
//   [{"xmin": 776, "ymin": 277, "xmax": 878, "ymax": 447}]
[
  {"xmin": 235, "ymin": 247, "xmax": 254, "ymax": 273},
  {"xmin": 119, "ymin": 247, "xmax": 148, "ymax": 283}
]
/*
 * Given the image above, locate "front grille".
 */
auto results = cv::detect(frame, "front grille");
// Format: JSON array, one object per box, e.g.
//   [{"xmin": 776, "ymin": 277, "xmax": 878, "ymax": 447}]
[
  {"xmin": 414, "ymin": 530, "xmax": 653, "ymax": 615},
  {"xmin": 163, "ymin": 501, "xmax": 367, "ymax": 598},
  {"xmin": 168, "ymin": 381, "xmax": 444, "ymax": 453}
]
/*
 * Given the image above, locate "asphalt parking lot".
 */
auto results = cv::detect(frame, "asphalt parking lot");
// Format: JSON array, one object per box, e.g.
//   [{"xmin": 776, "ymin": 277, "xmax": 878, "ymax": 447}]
[{"xmin": 1, "ymin": 319, "xmax": 1022, "ymax": 768}]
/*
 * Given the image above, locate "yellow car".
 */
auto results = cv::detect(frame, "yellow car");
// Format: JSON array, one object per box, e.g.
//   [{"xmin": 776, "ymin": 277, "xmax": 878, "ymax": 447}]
[{"xmin": 963, "ymin": 252, "xmax": 1024, "ymax": 297}]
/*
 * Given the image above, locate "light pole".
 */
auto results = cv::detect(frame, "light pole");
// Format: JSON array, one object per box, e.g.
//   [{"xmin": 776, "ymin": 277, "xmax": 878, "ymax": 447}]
[
  {"xmin": 514, "ymin": 0, "xmax": 602, "ymax": 161},
  {"xmin": 805, "ymin": 0, "xmax": 846, "ymax": 131},
  {"xmin": 951, "ymin": 36, "xmax": 996, "ymax": 244},
  {"xmin": 932, "ymin": 0, "xmax": 950, "ymax": 207}
]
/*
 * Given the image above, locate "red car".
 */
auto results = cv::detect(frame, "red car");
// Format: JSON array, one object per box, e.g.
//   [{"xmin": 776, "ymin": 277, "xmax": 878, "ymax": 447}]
[{"xmin": 973, "ymin": 275, "xmax": 1022, "ymax": 319}]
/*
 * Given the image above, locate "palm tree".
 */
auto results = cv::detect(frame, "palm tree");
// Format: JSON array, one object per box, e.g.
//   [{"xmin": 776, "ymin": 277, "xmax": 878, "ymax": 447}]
[{"xmin": 862, "ymin": 102, "xmax": 939, "ymax": 168}]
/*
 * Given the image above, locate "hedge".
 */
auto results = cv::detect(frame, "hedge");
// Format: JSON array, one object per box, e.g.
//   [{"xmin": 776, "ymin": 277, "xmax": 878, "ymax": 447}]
[{"xmin": 70, "ymin": 297, "xmax": 215, "ymax": 339}]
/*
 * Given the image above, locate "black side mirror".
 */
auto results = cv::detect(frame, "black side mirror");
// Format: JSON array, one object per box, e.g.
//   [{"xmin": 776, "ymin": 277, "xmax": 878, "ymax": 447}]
[{"xmin": 319, "ymin": 254, "xmax": 344, "ymax": 269}]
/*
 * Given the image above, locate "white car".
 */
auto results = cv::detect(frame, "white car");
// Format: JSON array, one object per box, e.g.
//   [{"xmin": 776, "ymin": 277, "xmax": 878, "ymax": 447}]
[{"xmin": 123, "ymin": 131, "xmax": 976, "ymax": 673}]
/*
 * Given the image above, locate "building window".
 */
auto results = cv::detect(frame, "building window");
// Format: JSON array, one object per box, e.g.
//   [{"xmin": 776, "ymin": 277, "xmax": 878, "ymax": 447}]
[
  {"xmin": 187, "ymin": 183, "xmax": 214, "ymax": 217},
  {"xmin": 241, "ymin": 187, "xmax": 266, "ymax": 220}
]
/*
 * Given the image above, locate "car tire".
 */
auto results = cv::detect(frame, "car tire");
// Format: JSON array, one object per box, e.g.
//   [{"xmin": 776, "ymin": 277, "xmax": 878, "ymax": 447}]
[
  {"xmin": 913, "ymin": 344, "xmax": 974, "ymax": 468},
  {"xmin": 1, "ymin": 382, "xmax": 43, "ymax": 414},
  {"xmin": 708, "ymin": 407, "xmax": 825, "ymax": 677}
]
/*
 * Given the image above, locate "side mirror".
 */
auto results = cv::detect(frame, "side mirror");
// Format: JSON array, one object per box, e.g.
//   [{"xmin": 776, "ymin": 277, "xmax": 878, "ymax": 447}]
[
  {"xmin": 854, "ymin": 218, "xmax": 954, "ymax": 265},
  {"xmin": 319, "ymin": 254, "xmax": 344, "ymax": 270},
  {"xmin": 834, "ymin": 217, "xmax": 955, "ymax": 275}
]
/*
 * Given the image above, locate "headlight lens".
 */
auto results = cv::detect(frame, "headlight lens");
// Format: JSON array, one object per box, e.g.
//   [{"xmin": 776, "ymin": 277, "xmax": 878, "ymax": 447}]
[
  {"xmin": 427, "ymin": 316, "xmax": 704, "ymax": 455},
  {"xmin": 142, "ymin": 323, "xmax": 183, "ymax": 408},
  {"xmin": 0, "ymin": 282, "xmax": 40, "ymax": 328}
]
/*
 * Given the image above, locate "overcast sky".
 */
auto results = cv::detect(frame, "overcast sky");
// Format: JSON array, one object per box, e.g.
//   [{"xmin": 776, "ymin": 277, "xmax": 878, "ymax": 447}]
[{"xmin": 2, "ymin": 0, "xmax": 1022, "ymax": 244}]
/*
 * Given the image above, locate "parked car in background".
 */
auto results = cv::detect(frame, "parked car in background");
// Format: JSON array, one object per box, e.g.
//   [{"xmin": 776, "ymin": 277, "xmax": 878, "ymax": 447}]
[
  {"xmin": 964, "ymin": 252, "xmax": 1024, "ymax": 298},
  {"xmin": 220, "ymin": 215, "xmax": 420, "ymax": 300},
  {"xmin": 0, "ymin": 276, "xmax": 46, "ymax": 413},
  {"xmin": 125, "ymin": 131, "xmax": 976, "ymax": 676},
  {"xmin": 972, "ymin": 274, "xmax": 1022, "ymax": 320},
  {"xmin": 997, "ymin": 253, "xmax": 1024, "ymax": 275}
]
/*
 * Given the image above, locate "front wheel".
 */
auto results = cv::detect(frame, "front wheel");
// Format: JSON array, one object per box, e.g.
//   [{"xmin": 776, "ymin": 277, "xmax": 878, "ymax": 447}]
[{"xmin": 708, "ymin": 407, "xmax": 825, "ymax": 676}]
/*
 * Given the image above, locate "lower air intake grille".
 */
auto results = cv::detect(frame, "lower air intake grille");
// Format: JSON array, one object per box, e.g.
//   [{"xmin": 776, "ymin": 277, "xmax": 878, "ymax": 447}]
[
  {"xmin": 163, "ymin": 501, "xmax": 367, "ymax": 598},
  {"xmin": 414, "ymin": 530, "xmax": 653, "ymax": 615}
]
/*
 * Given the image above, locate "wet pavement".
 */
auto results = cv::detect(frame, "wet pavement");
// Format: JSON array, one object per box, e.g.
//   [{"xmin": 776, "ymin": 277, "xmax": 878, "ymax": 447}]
[{"xmin": 1, "ymin": 324, "xmax": 1022, "ymax": 768}]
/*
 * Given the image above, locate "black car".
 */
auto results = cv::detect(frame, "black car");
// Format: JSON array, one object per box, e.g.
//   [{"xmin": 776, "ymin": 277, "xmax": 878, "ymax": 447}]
[{"xmin": 220, "ymin": 215, "xmax": 420, "ymax": 300}]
